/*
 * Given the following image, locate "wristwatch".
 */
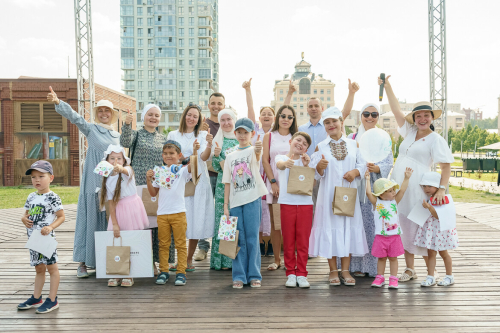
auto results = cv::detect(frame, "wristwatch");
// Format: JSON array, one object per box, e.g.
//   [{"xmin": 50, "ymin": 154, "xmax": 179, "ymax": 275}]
[
  {"xmin": 439, "ymin": 185, "xmax": 446, "ymax": 190},
  {"xmin": 270, "ymin": 179, "xmax": 277, "ymax": 184}
]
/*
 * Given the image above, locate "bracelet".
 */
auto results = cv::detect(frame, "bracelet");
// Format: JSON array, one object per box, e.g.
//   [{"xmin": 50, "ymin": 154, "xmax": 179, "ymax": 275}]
[{"xmin": 224, "ymin": 203, "xmax": 228, "ymax": 206}]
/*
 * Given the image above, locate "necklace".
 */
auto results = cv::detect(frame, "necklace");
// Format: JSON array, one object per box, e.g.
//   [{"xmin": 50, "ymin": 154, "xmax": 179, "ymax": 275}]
[{"xmin": 184, "ymin": 131, "xmax": 194, "ymax": 139}]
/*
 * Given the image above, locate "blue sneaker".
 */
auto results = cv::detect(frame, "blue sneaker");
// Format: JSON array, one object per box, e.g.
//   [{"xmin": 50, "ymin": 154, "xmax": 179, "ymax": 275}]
[
  {"xmin": 36, "ymin": 297, "xmax": 59, "ymax": 314},
  {"xmin": 155, "ymin": 272, "xmax": 169, "ymax": 285},
  {"xmin": 175, "ymin": 273, "xmax": 186, "ymax": 286},
  {"xmin": 17, "ymin": 295, "xmax": 43, "ymax": 310}
]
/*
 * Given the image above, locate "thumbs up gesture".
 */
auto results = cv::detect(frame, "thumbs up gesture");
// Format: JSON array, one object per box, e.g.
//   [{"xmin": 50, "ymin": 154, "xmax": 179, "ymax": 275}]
[
  {"xmin": 254, "ymin": 135, "xmax": 262, "ymax": 154},
  {"xmin": 47, "ymin": 86, "xmax": 60, "ymax": 105},
  {"xmin": 193, "ymin": 139, "xmax": 200, "ymax": 152},
  {"xmin": 348, "ymin": 79, "xmax": 360, "ymax": 94},
  {"xmin": 214, "ymin": 142, "xmax": 221, "ymax": 157},
  {"xmin": 285, "ymin": 157, "xmax": 295, "ymax": 169},
  {"xmin": 201, "ymin": 116, "xmax": 209, "ymax": 132},
  {"xmin": 288, "ymin": 79, "xmax": 297, "ymax": 94},
  {"xmin": 301, "ymin": 153, "xmax": 311, "ymax": 167},
  {"xmin": 125, "ymin": 109, "xmax": 134, "ymax": 125},
  {"xmin": 317, "ymin": 154, "xmax": 329, "ymax": 172},
  {"xmin": 242, "ymin": 78, "xmax": 252, "ymax": 91},
  {"xmin": 205, "ymin": 128, "xmax": 213, "ymax": 146}
]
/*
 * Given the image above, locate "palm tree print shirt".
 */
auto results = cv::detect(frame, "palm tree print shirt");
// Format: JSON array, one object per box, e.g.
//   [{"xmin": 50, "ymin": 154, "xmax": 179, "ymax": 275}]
[{"xmin": 374, "ymin": 198, "xmax": 402, "ymax": 236}]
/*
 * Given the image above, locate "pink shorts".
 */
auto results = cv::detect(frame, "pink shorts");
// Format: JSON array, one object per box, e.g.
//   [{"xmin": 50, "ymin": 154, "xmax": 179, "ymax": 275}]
[{"xmin": 371, "ymin": 235, "xmax": 404, "ymax": 258}]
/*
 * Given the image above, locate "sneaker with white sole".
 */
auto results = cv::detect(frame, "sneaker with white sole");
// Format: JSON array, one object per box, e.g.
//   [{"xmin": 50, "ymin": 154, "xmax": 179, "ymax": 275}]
[
  {"xmin": 36, "ymin": 297, "xmax": 59, "ymax": 314},
  {"xmin": 194, "ymin": 249, "xmax": 207, "ymax": 261},
  {"xmin": 297, "ymin": 276, "xmax": 310, "ymax": 288},
  {"xmin": 17, "ymin": 295, "xmax": 43, "ymax": 310},
  {"xmin": 285, "ymin": 274, "xmax": 297, "ymax": 288},
  {"xmin": 77, "ymin": 265, "xmax": 89, "ymax": 278},
  {"xmin": 437, "ymin": 275, "xmax": 454, "ymax": 286}
]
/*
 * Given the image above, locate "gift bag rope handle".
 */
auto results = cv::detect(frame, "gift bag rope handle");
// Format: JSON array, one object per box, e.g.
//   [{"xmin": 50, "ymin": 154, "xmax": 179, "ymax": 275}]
[{"xmin": 112, "ymin": 236, "xmax": 122, "ymax": 247}]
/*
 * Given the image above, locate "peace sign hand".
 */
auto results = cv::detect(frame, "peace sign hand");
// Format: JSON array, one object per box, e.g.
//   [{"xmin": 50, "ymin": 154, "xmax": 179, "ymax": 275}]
[
  {"xmin": 242, "ymin": 78, "xmax": 252, "ymax": 91},
  {"xmin": 47, "ymin": 86, "xmax": 60, "ymax": 105},
  {"xmin": 125, "ymin": 109, "xmax": 134, "ymax": 125}
]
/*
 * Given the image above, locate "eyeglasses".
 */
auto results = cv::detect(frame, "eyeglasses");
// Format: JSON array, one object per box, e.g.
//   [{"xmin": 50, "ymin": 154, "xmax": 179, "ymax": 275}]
[
  {"xmin": 362, "ymin": 111, "xmax": 379, "ymax": 118},
  {"xmin": 280, "ymin": 114, "xmax": 294, "ymax": 120}
]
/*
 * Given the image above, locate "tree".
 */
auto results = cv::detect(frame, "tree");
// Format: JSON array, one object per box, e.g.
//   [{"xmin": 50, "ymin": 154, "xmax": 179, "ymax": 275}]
[
  {"xmin": 345, "ymin": 126, "xmax": 353, "ymax": 136},
  {"xmin": 162, "ymin": 127, "xmax": 174, "ymax": 137},
  {"xmin": 393, "ymin": 135, "xmax": 403, "ymax": 158},
  {"xmin": 469, "ymin": 116, "xmax": 498, "ymax": 130}
]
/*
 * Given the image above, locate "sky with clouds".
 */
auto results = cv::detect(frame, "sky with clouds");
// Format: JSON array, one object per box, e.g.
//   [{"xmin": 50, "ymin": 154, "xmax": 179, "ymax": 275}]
[{"xmin": 1, "ymin": 0, "xmax": 499, "ymax": 118}]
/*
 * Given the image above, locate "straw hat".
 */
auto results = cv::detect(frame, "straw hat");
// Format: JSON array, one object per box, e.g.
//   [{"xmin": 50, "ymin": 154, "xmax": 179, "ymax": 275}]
[
  {"xmin": 372, "ymin": 178, "xmax": 400, "ymax": 197},
  {"xmin": 404, "ymin": 101, "xmax": 442, "ymax": 124},
  {"xmin": 93, "ymin": 100, "xmax": 118, "ymax": 125}
]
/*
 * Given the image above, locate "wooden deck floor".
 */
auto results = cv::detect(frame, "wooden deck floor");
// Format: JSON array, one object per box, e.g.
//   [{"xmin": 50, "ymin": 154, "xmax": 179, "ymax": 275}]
[{"xmin": 1, "ymin": 203, "xmax": 500, "ymax": 332}]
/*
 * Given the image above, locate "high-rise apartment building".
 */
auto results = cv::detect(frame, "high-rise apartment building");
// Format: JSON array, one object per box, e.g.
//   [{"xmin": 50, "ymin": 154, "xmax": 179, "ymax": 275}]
[
  {"xmin": 120, "ymin": 0, "xmax": 219, "ymax": 130},
  {"xmin": 271, "ymin": 56, "xmax": 335, "ymax": 127}
]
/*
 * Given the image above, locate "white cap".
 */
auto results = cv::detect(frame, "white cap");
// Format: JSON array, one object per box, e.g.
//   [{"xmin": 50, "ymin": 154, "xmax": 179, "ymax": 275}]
[
  {"xmin": 102, "ymin": 144, "xmax": 131, "ymax": 164},
  {"xmin": 419, "ymin": 172, "xmax": 441, "ymax": 188},
  {"xmin": 321, "ymin": 106, "xmax": 342, "ymax": 125}
]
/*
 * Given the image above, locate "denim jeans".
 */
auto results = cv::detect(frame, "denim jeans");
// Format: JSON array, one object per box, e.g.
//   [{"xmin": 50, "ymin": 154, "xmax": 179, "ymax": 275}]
[
  {"xmin": 197, "ymin": 175, "xmax": 218, "ymax": 252},
  {"xmin": 230, "ymin": 198, "xmax": 262, "ymax": 284}
]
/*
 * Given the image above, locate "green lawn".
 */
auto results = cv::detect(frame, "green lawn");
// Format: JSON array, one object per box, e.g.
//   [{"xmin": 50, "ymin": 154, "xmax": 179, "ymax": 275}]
[
  {"xmin": 0, "ymin": 186, "xmax": 80, "ymax": 209},
  {"xmin": 449, "ymin": 185, "xmax": 500, "ymax": 204}
]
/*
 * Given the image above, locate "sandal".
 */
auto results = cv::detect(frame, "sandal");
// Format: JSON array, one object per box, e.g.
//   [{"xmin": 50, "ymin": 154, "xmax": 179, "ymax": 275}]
[
  {"xmin": 169, "ymin": 263, "xmax": 177, "ymax": 272},
  {"xmin": 250, "ymin": 280, "xmax": 262, "ymax": 288},
  {"xmin": 267, "ymin": 263, "xmax": 281, "ymax": 271},
  {"xmin": 107, "ymin": 278, "xmax": 121, "ymax": 287},
  {"xmin": 421, "ymin": 275, "xmax": 436, "ymax": 287},
  {"xmin": 353, "ymin": 272, "xmax": 366, "ymax": 277},
  {"xmin": 340, "ymin": 270, "xmax": 356, "ymax": 286},
  {"xmin": 233, "ymin": 281, "xmax": 244, "ymax": 289},
  {"xmin": 398, "ymin": 267, "xmax": 418, "ymax": 282},
  {"xmin": 437, "ymin": 275, "xmax": 454, "ymax": 286},
  {"xmin": 121, "ymin": 278, "xmax": 134, "ymax": 287},
  {"xmin": 155, "ymin": 272, "xmax": 169, "ymax": 285},
  {"xmin": 186, "ymin": 263, "xmax": 196, "ymax": 272},
  {"xmin": 328, "ymin": 270, "xmax": 341, "ymax": 286}
]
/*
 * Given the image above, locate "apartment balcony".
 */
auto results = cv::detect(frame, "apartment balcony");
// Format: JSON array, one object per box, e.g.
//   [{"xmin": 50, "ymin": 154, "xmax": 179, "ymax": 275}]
[
  {"xmin": 197, "ymin": 5, "xmax": 213, "ymax": 19},
  {"xmin": 123, "ymin": 84, "xmax": 135, "ymax": 91},
  {"xmin": 121, "ymin": 73, "xmax": 135, "ymax": 80},
  {"xmin": 155, "ymin": 30, "xmax": 176, "ymax": 37},
  {"xmin": 198, "ymin": 42, "xmax": 213, "ymax": 51}
]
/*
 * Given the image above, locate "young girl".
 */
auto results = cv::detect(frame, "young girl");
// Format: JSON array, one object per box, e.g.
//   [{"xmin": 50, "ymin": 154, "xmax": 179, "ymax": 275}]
[
  {"xmin": 222, "ymin": 118, "xmax": 268, "ymax": 289},
  {"xmin": 414, "ymin": 172, "xmax": 459, "ymax": 287},
  {"xmin": 275, "ymin": 132, "xmax": 313, "ymax": 288},
  {"xmin": 365, "ymin": 168, "xmax": 413, "ymax": 289},
  {"xmin": 100, "ymin": 145, "xmax": 149, "ymax": 287}
]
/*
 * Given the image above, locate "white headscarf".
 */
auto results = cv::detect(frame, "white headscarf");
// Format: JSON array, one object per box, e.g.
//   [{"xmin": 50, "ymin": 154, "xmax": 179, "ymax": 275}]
[
  {"xmin": 355, "ymin": 103, "xmax": 380, "ymax": 142},
  {"xmin": 141, "ymin": 104, "xmax": 161, "ymax": 122},
  {"xmin": 211, "ymin": 108, "xmax": 237, "ymax": 159}
]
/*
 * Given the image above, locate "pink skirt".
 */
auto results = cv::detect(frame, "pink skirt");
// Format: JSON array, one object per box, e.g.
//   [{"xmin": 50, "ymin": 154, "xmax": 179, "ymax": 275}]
[{"xmin": 107, "ymin": 194, "xmax": 149, "ymax": 231}]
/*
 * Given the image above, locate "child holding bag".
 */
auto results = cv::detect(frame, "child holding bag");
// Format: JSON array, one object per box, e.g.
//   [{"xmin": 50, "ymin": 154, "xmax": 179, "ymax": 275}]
[
  {"xmin": 222, "ymin": 118, "xmax": 268, "ymax": 289},
  {"xmin": 414, "ymin": 172, "xmax": 459, "ymax": 287},
  {"xmin": 365, "ymin": 168, "xmax": 413, "ymax": 289},
  {"xmin": 275, "ymin": 132, "xmax": 313, "ymax": 288},
  {"xmin": 99, "ymin": 145, "xmax": 149, "ymax": 287}
]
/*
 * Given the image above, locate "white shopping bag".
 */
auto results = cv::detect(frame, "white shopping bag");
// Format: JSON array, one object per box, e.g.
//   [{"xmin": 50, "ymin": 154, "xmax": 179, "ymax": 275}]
[{"xmin": 95, "ymin": 230, "xmax": 154, "ymax": 279}]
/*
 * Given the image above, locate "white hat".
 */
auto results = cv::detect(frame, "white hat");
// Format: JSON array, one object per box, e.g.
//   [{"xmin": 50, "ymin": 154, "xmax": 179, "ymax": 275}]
[
  {"xmin": 102, "ymin": 144, "xmax": 131, "ymax": 165},
  {"xmin": 93, "ymin": 100, "xmax": 118, "ymax": 124},
  {"xmin": 419, "ymin": 172, "xmax": 441, "ymax": 188},
  {"xmin": 141, "ymin": 104, "xmax": 161, "ymax": 121},
  {"xmin": 321, "ymin": 106, "xmax": 343, "ymax": 125}
]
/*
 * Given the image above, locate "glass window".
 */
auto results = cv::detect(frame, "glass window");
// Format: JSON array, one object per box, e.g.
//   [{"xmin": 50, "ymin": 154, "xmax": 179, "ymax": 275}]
[
  {"xmin": 280, "ymin": 97, "xmax": 283, "ymax": 101},
  {"xmin": 280, "ymin": 89, "xmax": 283, "ymax": 94},
  {"xmin": 179, "ymin": 91, "xmax": 185, "ymax": 97},
  {"xmin": 137, "ymin": 49, "xmax": 143, "ymax": 57},
  {"xmin": 155, "ymin": 58, "xmax": 176, "ymax": 67},
  {"xmin": 198, "ymin": 49, "xmax": 207, "ymax": 57},
  {"xmin": 198, "ymin": 58, "xmax": 210, "ymax": 68},
  {"xmin": 137, "ymin": 28, "xmax": 143, "ymax": 37},
  {"xmin": 188, "ymin": 28, "xmax": 194, "ymax": 37},
  {"xmin": 138, "ymin": 91, "xmax": 144, "ymax": 99},
  {"xmin": 179, "ymin": 60, "xmax": 184, "ymax": 68},
  {"xmin": 137, "ymin": 7, "xmax": 142, "ymax": 15},
  {"xmin": 121, "ymin": 38, "xmax": 134, "ymax": 47},
  {"xmin": 148, "ymin": 60, "xmax": 154, "ymax": 69},
  {"xmin": 188, "ymin": 17, "xmax": 194, "ymax": 26},
  {"xmin": 121, "ymin": 27, "xmax": 133, "ymax": 37},
  {"xmin": 147, "ymin": 18, "xmax": 153, "ymax": 26},
  {"xmin": 138, "ymin": 60, "xmax": 143, "ymax": 68},
  {"xmin": 189, "ymin": 70, "xmax": 195, "ymax": 79},
  {"xmin": 299, "ymin": 78, "xmax": 311, "ymax": 94},
  {"xmin": 179, "ymin": 70, "xmax": 185, "ymax": 78},
  {"xmin": 148, "ymin": 81, "xmax": 154, "ymax": 89},
  {"xmin": 320, "ymin": 89, "xmax": 324, "ymax": 94},
  {"xmin": 188, "ymin": 6, "xmax": 193, "ymax": 14},
  {"xmin": 147, "ymin": 7, "xmax": 153, "ymax": 15},
  {"xmin": 120, "ymin": 5, "xmax": 133, "ymax": 15},
  {"xmin": 179, "ymin": 38, "xmax": 184, "ymax": 47},
  {"xmin": 189, "ymin": 49, "xmax": 194, "ymax": 57},
  {"xmin": 179, "ymin": 49, "xmax": 184, "ymax": 56},
  {"xmin": 198, "ymin": 28, "xmax": 207, "ymax": 36},
  {"xmin": 148, "ymin": 49, "xmax": 154, "ymax": 57},
  {"xmin": 121, "ymin": 16, "xmax": 134, "ymax": 26},
  {"xmin": 138, "ymin": 81, "xmax": 143, "ymax": 89},
  {"xmin": 327, "ymin": 89, "xmax": 331, "ymax": 94},
  {"xmin": 293, "ymin": 97, "xmax": 297, "ymax": 101},
  {"xmin": 189, "ymin": 81, "xmax": 194, "ymax": 89},
  {"xmin": 178, "ymin": 7, "xmax": 183, "ymax": 15},
  {"xmin": 121, "ymin": 59, "xmax": 134, "ymax": 69},
  {"xmin": 178, "ymin": 17, "xmax": 184, "ymax": 25},
  {"xmin": 189, "ymin": 60, "xmax": 194, "ymax": 68},
  {"xmin": 138, "ymin": 70, "xmax": 144, "ymax": 79},
  {"xmin": 327, "ymin": 97, "xmax": 331, "ymax": 101},
  {"xmin": 138, "ymin": 38, "xmax": 143, "ymax": 47},
  {"xmin": 179, "ymin": 81, "xmax": 185, "ymax": 89},
  {"xmin": 189, "ymin": 38, "xmax": 194, "ymax": 47},
  {"xmin": 198, "ymin": 17, "xmax": 207, "ymax": 26},
  {"xmin": 198, "ymin": 69, "xmax": 210, "ymax": 78},
  {"xmin": 313, "ymin": 89, "xmax": 317, "ymax": 94},
  {"xmin": 137, "ymin": 18, "xmax": 143, "ymax": 26},
  {"xmin": 179, "ymin": 28, "xmax": 184, "ymax": 37}
]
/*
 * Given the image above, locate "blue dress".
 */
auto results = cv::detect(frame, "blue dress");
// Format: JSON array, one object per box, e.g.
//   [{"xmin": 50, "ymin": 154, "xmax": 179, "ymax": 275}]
[{"xmin": 55, "ymin": 101, "xmax": 120, "ymax": 267}]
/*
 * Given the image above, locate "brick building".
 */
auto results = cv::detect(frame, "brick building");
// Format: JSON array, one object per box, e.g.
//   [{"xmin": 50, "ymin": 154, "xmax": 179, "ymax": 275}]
[
  {"xmin": 0, "ymin": 77, "xmax": 136, "ymax": 187},
  {"xmin": 462, "ymin": 107, "xmax": 483, "ymax": 122}
]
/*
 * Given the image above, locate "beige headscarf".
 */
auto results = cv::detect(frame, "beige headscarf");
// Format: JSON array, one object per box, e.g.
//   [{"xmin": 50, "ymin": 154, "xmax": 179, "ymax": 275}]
[{"xmin": 210, "ymin": 108, "xmax": 237, "ymax": 159}]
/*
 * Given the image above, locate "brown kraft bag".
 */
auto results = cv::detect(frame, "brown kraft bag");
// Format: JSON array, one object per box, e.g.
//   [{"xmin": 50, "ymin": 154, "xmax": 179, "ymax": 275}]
[
  {"xmin": 106, "ymin": 237, "xmax": 131, "ymax": 275},
  {"xmin": 287, "ymin": 165, "xmax": 315, "ymax": 196},
  {"xmin": 142, "ymin": 188, "xmax": 158, "ymax": 216},
  {"xmin": 218, "ymin": 230, "xmax": 241, "ymax": 259},
  {"xmin": 332, "ymin": 181, "xmax": 357, "ymax": 217}
]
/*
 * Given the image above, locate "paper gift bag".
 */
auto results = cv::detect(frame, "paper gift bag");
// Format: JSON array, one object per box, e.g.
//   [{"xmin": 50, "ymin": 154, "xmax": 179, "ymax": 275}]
[
  {"xmin": 287, "ymin": 166, "xmax": 315, "ymax": 196},
  {"xmin": 272, "ymin": 204, "xmax": 281, "ymax": 230},
  {"xmin": 217, "ymin": 215, "xmax": 238, "ymax": 241},
  {"xmin": 141, "ymin": 188, "xmax": 158, "ymax": 216},
  {"xmin": 332, "ymin": 183, "xmax": 357, "ymax": 217},
  {"xmin": 185, "ymin": 180, "xmax": 196, "ymax": 197},
  {"xmin": 219, "ymin": 230, "xmax": 240, "ymax": 259},
  {"xmin": 106, "ymin": 237, "xmax": 131, "ymax": 275}
]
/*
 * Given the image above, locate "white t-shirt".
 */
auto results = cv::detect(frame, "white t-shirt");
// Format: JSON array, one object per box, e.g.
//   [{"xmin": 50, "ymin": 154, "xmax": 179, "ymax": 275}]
[
  {"xmin": 153, "ymin": 166, "xmax": 191, "ymax": 215},
  {"xmin": 106, "ymin": 166, "xmax": 137, "ymax": 201},
  {"xmin": 373, "ymin": 198, "xmax": 402, "ymax": 236},
  {"xmin": 222, "ymin": 146, "xmax": 268, "ymax": 209},
  {"xmin": 275, "ymin": 155, "xmax": 314, "ymax": 206}
]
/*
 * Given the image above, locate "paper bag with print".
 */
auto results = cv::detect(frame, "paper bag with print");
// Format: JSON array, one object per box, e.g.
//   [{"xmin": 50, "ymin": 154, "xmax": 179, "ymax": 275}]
[
  {"xmin": 106, "ymin": 237, "xmax": 131, "ymax": 275},
  {"xmin": 217, "ymin": 215, "xmax": 238, "ymax": 241},
  {"xmin": 93, "ymin": 161, "xmax": 114, "ymax": 177},
  {"xmin": 287, "ymin": 165, "xmax": 315, "ymax": 196},
  {"xmin": 272, "ymin": 204, "xmax": 281, "ymax": 230},
  {"xmin": 332, "ymin": 186, "xmax": 357, "ymax": 217},
  {"xmin": 219, "ymin": 230, "xmax": 240, "ymax": 259},
  {"xmin": 141, "ymin": 188, "xmax": 158, "ymax": 216}
]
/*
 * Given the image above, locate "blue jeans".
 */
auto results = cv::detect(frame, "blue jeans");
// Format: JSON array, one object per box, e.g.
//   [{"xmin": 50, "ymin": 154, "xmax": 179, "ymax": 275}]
[
  {"xmin": 197, "ymin": 175, "xmax": 218, "ymax": 252},
  {"xmin": 230, "ymin": 198, "xmax": 262, "ymax": 284}
]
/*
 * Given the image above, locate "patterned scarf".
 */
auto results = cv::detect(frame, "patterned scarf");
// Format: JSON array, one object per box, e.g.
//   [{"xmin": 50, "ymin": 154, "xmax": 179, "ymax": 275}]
[{"xmin": 329, "ymin": 140, "xmax": 348, "ymax": 160}]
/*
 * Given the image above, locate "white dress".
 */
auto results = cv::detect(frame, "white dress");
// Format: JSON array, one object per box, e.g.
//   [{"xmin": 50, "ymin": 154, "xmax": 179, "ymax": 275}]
[
  {"xmin": 309, "ymin": 137, "xmax": 368, "ymax": 258},
  {"xmin": 167, "ymin": 130, "xmax": 215, "ymax": 239},
  {"xmin": 390, "ymin": 121, "xmax": 454, "ymax": 255}
]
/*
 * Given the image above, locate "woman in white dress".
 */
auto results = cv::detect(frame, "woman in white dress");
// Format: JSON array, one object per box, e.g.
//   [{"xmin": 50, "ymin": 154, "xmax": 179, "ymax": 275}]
[
  {"xmin": 381, "ymin": 75, "xmax": 453, "ymax": 281},
  {"xmin": 167, "ymin": 104, "xmax": 215, "ymax": 271},
  {"xmin": 309, "ymin": 107, "xmax": 368, "ymax": 286}
]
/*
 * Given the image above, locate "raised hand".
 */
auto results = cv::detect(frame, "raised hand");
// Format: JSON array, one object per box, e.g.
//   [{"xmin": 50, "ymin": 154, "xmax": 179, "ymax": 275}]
[
  {"xmin": 365, "ymin": 169, "xmax": 370, "ymax": 180},
  {"xmin": 201, "ymin": 116, "xmax": 209, "ymax": 132},
  {"xmin": 125, "ymin": 109, "xmax": 134, "ymax": 125},
  {"xmin": 285, "ymin": 157, "xmax": 295, "ymax": 169},
  {"xmin": 254, "ymin": 135, "xmax": 262, "ymax": 154},
  {"xmin": 242, "ymin": 78, "xmax": 252, "ymax": 91},
  {"xmin": 146, "ymin": 169, "xmax": 154, "ymax": 181},
  {"xmin": 205, "ymin": 128, "xmax": 213, "ymax": 146},
  {"xmin": 301, "ymin": 153, "xmax": 310, "ymax": 167},
  {"xmin": 378, "ymin": 75, "xmax": 391, "ymax": 87},
  {"xmin": 404, "ymin": 167, "xmax": 413, "ymax": 179},
  {"xmin": 193, "ymin": 139, "xmax": 200, "ymax": 152},
  {"xmin": 288, "ymin": 79, "xmax": 297, "ymax": 94},
  {"xmin": 317, "ymin": 154, "xmax": 329, "ymax": 171},
  {"xmin": 214, "ymin": 142, "xmax": 221, "ymax": 157},
  {"xmin": 47, "ymin": 86, "xmax": 60, "ymax": 105},
  {"xmin": 348, "ymin": 79, "xmax": 360, "ymax": 94}
]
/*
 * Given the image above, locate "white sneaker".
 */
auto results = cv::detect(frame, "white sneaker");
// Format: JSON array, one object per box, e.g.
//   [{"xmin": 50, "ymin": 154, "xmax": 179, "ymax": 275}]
[
  {"xmin": 285, "ymin": 274, "xmax": 297, "ymax": 288},
  {"xmin": 297, "ymin": 276, "xmax": 310, "ymax": 288},
  {"xmin": 194, "ymin": 249, "xmax": 207, "ymax": 261}
]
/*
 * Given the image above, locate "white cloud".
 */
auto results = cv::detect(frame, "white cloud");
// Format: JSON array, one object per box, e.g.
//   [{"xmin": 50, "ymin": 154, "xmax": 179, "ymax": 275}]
[{"xmin": 9, "ymin": 0, "xmax": 55, "ymax": 9}]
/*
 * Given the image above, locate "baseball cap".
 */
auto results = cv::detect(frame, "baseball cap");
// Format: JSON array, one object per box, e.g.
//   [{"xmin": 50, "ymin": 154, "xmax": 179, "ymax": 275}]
[
  {"xmin": 25, "ymin": 160, "xmax": 53, "ymax": 175},
  {"xmin": 234, "ymin": 117, "xmax": 254, "ymax": 132},
  {"xmin": 321, "ymin": 107, "xmax": 343, "ymax": 125}
]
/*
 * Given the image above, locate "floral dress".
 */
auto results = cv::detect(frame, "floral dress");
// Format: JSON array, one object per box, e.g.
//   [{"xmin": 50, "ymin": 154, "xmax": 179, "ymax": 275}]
[
  {"xmin": 414, "ymin": 215, "xmax": 459, "ymax": 251},
  {"xmin": 210, "ymin": 137, "xmax": 239, "ymax": 270}
]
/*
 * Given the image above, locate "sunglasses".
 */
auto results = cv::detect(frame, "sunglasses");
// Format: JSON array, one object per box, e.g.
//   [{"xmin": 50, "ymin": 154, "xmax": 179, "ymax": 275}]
[
  {"xmin": 362, "ymin": 111, "xmax": 379, "ymax": 118},
  {"xmin": 280, "ymin": 114, "xmax": 294, "ymax": 120},
  {"xmin": 188, "ymin": 102, "xmax": 201, "ymax": 111}
]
